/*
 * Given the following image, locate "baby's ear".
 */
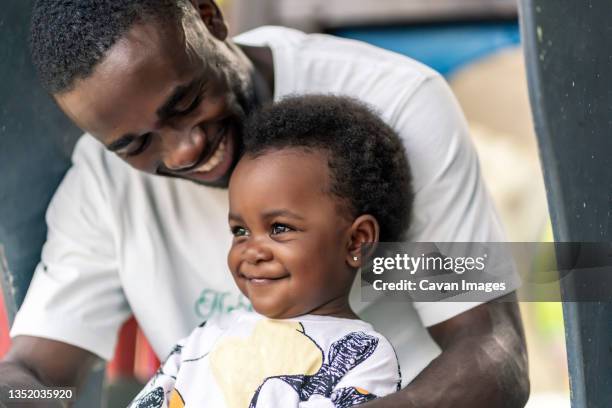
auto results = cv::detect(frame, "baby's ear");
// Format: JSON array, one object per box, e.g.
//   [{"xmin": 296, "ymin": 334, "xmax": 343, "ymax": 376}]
[{"xmin": 346, "ymin": 215, "xmax": 379, "ymax": 268}]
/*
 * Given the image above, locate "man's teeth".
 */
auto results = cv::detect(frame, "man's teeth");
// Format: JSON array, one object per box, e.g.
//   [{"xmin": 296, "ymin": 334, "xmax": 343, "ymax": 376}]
[{"xmin": 195, "ymin": 139, "xmax": 226, "ymax": 172}]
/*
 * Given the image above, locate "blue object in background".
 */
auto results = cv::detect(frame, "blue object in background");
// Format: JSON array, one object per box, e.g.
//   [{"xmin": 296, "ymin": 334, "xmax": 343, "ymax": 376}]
[{"xmin": 333, "ymin": 21, "xmax": 521, "ymax": 77}]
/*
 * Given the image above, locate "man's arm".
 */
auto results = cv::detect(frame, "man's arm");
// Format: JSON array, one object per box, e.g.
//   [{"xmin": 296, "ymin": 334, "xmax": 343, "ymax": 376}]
[
  {"xmin": 1, "ymin": 137, "xmax": 130, "ymax": 408},
  {"xmin": 361, "ymin": 293, "xmax": 529, "ymax": 408},
  {"xmin": 0, "ymin": 336, "xmax": 99, "ymax": 407}
]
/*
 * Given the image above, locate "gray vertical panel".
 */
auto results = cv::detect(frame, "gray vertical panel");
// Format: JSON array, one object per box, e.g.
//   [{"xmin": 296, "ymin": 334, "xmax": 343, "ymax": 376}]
[
  {"xmin": 0, "ymin": 2, "xmax": 101, "ymax": 407},
  {"xmin": 0, "ymin": 0, "xmax": 80, "ymax": 320},
  {"xmin": 519, "ymin": 1, "xmax": 612, "ymax": 407}
]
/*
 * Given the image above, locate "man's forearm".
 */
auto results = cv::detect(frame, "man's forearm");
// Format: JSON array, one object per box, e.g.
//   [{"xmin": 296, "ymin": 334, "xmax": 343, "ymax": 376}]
[
  {"xmin": 0, "ymin": 361, "xmax": 66, "ymax": 407},
  {"xmin": 363, "ymin": 335, "xmax": 529, "ymax": 408},
  {"xmin": 362, "ymin": 299, "xmax": 529, "ymax": 408},
  {"xmin": 0, "ymin": 337, "xmax": 98, "ymax": 408}
]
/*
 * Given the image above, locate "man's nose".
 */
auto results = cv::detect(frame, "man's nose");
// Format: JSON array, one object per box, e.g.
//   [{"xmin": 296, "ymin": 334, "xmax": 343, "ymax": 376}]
[
  {"xmin": 162, "ymin": 126, "xmax": 206, "ymax": 172},
  {"xmin": 244, "ymin": 238, "xmax": 273, "ymax": 265}
]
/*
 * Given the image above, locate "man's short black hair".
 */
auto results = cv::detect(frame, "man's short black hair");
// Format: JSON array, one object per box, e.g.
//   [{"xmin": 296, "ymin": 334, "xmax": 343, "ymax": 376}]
[
  {"xmin": 243, "ymin": 94, "xmax": 413, "ymax": 242},
  {"xmin": 30, "ymin": 0, "xmax": 188, "ymax": 94}
]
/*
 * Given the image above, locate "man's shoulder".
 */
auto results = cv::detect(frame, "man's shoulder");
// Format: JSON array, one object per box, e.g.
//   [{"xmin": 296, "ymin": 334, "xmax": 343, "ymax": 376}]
[
  {"xmin": 71, "ymin": 134, "xmax": 122, "ymax": 171},
  {"xmin": 65, "ymin": 134, "xmax": 169, "ymax": 208},
  {"xmin": 235, "ymin": 25, "xmax": 438, "ymax": 82},
  {"xmin": 233, "ymin": 25, "xmax": 306, "ymax": 47},
  {"xmin": 241, "ymin": 27, "xmax": 445, "ymax": 126},
  {"xmin": 70, "ymin": 134, "xmax": 152, "ymax": 184}
]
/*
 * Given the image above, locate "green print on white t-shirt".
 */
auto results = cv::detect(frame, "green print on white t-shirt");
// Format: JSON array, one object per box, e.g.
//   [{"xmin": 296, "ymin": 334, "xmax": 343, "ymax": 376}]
[{"xmin": 195, "ymin": 288, "xmax": 253, "ymax": 319}]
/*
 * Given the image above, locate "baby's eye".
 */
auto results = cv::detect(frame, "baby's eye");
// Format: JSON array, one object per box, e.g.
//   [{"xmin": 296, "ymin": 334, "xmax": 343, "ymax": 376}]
[
  {"xmin": 270, "ymin": 223, "xmax": 293, "ymax": 235},
  {"xmin": 231, "ymin": 226, "xmax": 249, "ymax": 237}
]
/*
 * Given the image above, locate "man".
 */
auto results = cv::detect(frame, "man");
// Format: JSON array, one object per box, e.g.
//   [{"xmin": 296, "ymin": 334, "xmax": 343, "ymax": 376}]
[{"xmin": 0, "ymin": 0, "xmax": 529, "ymax": 407}]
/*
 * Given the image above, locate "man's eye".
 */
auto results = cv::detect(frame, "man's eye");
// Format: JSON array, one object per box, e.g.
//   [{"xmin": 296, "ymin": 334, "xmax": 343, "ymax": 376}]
[
  {"xmin": 271, "ymin": 223, "xmax": 293, "ymax": 235},
  {"xmin": 177, "ymin": 94, "xmax": 203, "ymax": 115},
  {"xmin": 231, "ymin": 226, "xmax": 249, "ymax": 237},
  {"xmin": 175, "ymin": 85, "xmax": 206, "ymax": 116},
  {"xmin": 126, "ymin": 133, "xmax": 152, "ymax": 157}
]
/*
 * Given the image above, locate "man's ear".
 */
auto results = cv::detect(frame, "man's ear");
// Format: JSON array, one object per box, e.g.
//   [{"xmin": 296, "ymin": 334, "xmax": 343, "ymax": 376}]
[
  {"xmin": 190, "ymin": 0, "xmax": 229, "ymax": 41},
  {"xmin": 346, "ymin": 215, "xmax": 379, "ymax": 268}
]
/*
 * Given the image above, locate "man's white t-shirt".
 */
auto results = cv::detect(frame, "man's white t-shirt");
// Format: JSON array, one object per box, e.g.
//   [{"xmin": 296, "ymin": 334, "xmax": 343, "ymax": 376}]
[
  {"xmin": 128, "ymin": 311, "xmax": 401, "ymax": 408},
  {"xmin": 11, "ymin": 26, "xmax": 506, "ymax": 384}
]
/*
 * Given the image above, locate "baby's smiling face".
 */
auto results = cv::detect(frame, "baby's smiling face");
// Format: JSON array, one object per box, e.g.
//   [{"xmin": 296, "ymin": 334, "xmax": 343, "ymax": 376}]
[{"xmin": 227, "ymin": 148, "xmax": 357, "ymax": 319}]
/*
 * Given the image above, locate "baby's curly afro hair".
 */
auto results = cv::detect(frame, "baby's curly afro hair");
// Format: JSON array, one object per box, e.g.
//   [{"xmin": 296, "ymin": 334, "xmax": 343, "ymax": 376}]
[{"xmin": 242, "ymin": 94, "xmax": 413, "ymax": 242}]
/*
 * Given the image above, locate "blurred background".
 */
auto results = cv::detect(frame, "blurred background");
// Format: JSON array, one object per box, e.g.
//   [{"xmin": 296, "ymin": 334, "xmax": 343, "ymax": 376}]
[{"xmin": 0, "ymin": 0, "xmax": 569, "ymax": 406}]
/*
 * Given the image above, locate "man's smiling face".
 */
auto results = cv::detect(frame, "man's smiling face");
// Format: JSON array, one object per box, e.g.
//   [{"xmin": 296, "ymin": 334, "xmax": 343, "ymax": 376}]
[{"xmin": 55, "ymin": 5, "xmax": 255, "ymax": 187}]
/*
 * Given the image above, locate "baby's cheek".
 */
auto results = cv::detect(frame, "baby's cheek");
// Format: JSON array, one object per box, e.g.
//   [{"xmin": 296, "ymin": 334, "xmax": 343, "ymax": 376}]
[{"xmin": 227, "ymin": 245, "xmax": 239, "ymax": 271}]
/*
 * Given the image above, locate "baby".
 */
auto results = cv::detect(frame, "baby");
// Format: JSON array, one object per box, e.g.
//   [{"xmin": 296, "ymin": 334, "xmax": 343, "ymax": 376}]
[{"xmin": 129, "ymin": 95, "xmax": 413, "ymax": 408}]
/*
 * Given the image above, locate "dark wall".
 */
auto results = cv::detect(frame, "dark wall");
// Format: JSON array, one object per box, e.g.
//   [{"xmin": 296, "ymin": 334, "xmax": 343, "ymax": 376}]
[{"xmin": 0, "ymin": 0, "xmax": 81, "ymax": 321}]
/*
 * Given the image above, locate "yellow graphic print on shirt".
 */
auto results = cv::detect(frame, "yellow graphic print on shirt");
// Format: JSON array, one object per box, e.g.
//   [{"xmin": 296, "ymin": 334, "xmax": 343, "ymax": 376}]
[
  {"xmin": 210, "ymin": 320, "xmax": 323, "ymax": 408},
  {"xmin": 168, "ymin": 389, "xmax": 185, "ymax": 408}
]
